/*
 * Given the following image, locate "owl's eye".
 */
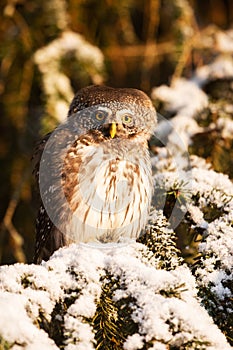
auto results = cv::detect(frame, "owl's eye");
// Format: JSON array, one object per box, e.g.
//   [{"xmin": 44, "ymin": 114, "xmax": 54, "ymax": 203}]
[
  {"xmin": 122, "ymin": 114, "xmax": 133, "ymax": 124},
  {"xmin": 95, "ymin": 110, "xmax": 107, "ymax": 121}
]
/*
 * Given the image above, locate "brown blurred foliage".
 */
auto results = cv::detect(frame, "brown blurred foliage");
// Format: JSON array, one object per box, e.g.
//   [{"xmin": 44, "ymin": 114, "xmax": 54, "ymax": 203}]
[{"xmin": 0, "ymin": 0, "xmax": 232, "ymax": 264}]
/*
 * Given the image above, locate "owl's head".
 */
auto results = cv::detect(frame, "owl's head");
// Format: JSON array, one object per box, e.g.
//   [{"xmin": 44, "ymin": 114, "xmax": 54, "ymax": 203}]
[{"xmin": 67, "ymin": 85, "xmax": 157, "ymax": 140}]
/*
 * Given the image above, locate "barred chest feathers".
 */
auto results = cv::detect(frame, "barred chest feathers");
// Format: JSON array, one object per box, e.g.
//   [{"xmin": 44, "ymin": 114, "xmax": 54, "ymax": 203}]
[{"xmin": 63, "ymin": 138, "xmax": 153, "ymax": 243}]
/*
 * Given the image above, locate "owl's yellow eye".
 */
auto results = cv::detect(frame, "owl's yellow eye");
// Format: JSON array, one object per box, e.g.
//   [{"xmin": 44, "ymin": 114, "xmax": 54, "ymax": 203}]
[
  {"xmin": 122, "ymin": 114, "xmax": 133, "ymax": 124},
  {"xmin": 95, "ymin": 110, "xmax": 107, "ymax": 121}
]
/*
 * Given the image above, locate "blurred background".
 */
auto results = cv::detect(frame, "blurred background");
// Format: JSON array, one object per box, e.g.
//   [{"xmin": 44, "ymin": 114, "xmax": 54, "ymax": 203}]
[{"xmin": 0, "ymin": 0, "xmax": 233, "ymax": 264}]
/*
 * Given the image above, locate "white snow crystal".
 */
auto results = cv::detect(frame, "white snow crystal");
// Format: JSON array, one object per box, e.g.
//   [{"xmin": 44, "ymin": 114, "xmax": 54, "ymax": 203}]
[
  {"xmin": 195, "ymin": 55, "xmax": 233, "ymax": 85},
  {"xmin": 186, "ymin": 203, "xmax": 207, "ymax": 227},
  {"xmin": 0, "ymin": 292, "xmax": 58, "ymax": 349},
  {"xmin": 216, "ymin": 29, "xmax": 233, "ymax": 53},
  {"xmin": 217, "ymin": 117, "xmax": 233, "ymax": 139},
  {"xmin": 123, "ymin": 334, "xmax": 144, "ymax": 350},
  {"xmin": 152, "ymin": 78, "xmax": 208, "ymax": 118}
]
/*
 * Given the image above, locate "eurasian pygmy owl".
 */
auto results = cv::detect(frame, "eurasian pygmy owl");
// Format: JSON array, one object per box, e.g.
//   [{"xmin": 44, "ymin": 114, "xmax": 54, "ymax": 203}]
[{"xmin": 33, "ymin": 85, "xmax": 157, "ymax": 263}]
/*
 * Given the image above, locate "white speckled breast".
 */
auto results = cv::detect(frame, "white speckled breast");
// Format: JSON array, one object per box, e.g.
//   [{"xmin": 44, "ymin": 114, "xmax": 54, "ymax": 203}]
[{"xmin": 64, "ymin": 138, "xmax": 152, "ymax": 243}]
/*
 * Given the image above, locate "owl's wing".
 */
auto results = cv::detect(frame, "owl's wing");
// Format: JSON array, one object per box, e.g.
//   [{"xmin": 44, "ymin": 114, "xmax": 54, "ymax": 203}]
[
  {"xmin": 32, "ymin": 133, "xmax": 66, "ymax": 264},
  {"xmin": 32, "ymin": 132, "xmax": 52, "ymax": 185},
  {"xmin": 34, "ymin": 204, "xmax": 66, "ymax": 264}
]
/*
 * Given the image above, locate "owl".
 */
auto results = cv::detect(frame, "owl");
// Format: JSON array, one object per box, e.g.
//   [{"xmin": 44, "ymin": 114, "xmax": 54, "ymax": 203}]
[{"xmin": 33, "ymin": 85, "xmax": 157, "ymax": 264}]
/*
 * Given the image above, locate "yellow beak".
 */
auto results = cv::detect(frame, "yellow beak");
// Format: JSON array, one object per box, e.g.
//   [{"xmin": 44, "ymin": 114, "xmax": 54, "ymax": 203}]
[{"xmin": 109, "ymin": 122, "xmax": 117, "ymax": 138}]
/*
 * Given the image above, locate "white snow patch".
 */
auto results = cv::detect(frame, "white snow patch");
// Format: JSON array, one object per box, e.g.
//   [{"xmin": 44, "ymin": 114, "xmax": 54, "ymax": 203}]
[
  {"xmin": 216, "ymin": 29, "xmax": 233, "ymax": 53},
  {"xmin": 123, "ymin": 334, "xmax": 144, "ymax": 350},
  {"xmin": 194, "ymin": 55, "xmax": 233, "ymax": 85},
  {"xmin": 217, "ymin": 117, "xmax": 233, "ymax": 139},
  {"xmin": 0, "ymin": 292, "xmax": 58, "ymax": 349},
  {"xmin": 186, "ymin": 203, "xmax": 208, "ymax": 227},
  {"xmin": 0, "ymin": 242, "xmax": 231, "ymax": 349},
  {"xmin": 152, "ymin": 78, "xmax": 208, "ymax": 118}
]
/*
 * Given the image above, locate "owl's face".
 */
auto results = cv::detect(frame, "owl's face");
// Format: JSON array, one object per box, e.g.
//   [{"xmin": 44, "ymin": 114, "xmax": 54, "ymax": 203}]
[{"xmin": 67, "ymin": 85, "xmax": 157, "ymax": 140}]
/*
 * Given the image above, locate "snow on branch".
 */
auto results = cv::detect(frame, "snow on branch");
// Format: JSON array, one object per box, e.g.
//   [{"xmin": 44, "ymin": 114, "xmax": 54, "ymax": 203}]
[
  {"xmin": 34, "ymin": 31, "xmax": 105, "ymax": 124},
  {"xmin": 0, "ymin": 242, "xmax": 231, "ymax": 349},
  {"xmin": 150, "ymin": 47, "xmax": 233, "ymax": 346}
]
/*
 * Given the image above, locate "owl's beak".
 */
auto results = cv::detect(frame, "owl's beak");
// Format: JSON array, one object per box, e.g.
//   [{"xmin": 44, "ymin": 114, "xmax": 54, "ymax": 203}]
[{"xmin": 109, "ymin": 122, "xmax": 117, "ymax": 138}]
